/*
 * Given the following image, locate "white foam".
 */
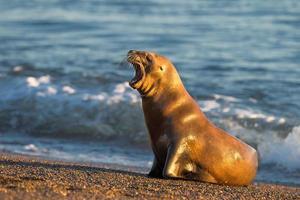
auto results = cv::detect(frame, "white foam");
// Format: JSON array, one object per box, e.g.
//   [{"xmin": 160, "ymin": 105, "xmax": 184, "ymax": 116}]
[
  {"xmin": 200, "ymin": 100, "xmax": 220, "ymax": 112},
  {"xmin": 235, "ymin": 108, "xmax": 269, "ymax": 119},
  {"xmin": 107, "ymin": 94, "xmax": 124, "ymax": 104},
  {"xmin": 259, "ymin": 126, "xmax": 300, "ymax": 169},
  {"xmin": 36, "ymin": 86, "xmax": 58, "ymax": 97},
  {"xmin": 62, "ymin": 85, "xmax": 76, "ymax": 94},
  {"xmin": 82, "ymin": 82, "xmax": 140, "ymax": 105},
  {"xmin": 234, "ymin": 109, "xmax": 286, "ymax": 124},
  {"xmin": 249, "ymin": 98, "xmax": 258, "ymax": 103},
  {"xmin": 24, "ymin": 144, "xmax": 38, "ymax": 152},
  {"xmin": 266, "ymin": 116, "xmax": 275, "ymax": 122},
  {"xmin": 47, "ymin": 86, "xmax": 57, "ymax": 95},
  {"xmin": 213, "ymin": 94, "xmax": 239, "ymax": 102},
  {"xmin": 26, "ymin": 77, "xmax": 40, "ymax": 87},
  {"xmin": 38, "ymin": 75, "xmax": 51, "ymax": 84},
  {"xmin": 13, "ymin": 66, "xmax": 23, "ymax": 72},
  {"xmin": 278, "ymin": 118, "xmax": 286, "ymax": 124},
  {"xmin": 83, "ymin": 93, "xmax": 107, "ymax": 101},
  {"xmin": 113, "ymin": 82, "xmax": 129, "ymax": 94},
  {"xmin": 222, "ymin": 107, "xmax": 230, "ymax": 113},
  {"xmin": 26, "ymin": 75, "xmax": 51, "ymax": 88},
  {"xmin": 210, "ymin": 94, "xmax": 286, "ymax": 125},
  {"xmin": 127, "ymin": 92, "xmax": 139, "ymax": 103}
]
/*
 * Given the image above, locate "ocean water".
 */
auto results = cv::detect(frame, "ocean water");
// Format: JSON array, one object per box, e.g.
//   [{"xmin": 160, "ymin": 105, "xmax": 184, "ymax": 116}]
[{"xmin": 0, "ymin": 0, "xmax": 300, "ymax": 186}]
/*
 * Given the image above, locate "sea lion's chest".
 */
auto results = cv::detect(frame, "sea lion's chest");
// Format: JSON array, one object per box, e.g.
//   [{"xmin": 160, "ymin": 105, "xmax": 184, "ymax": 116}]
[
  {"xmin": 142, "ymin": 100, "xmax": 170, "ymax": 163},
  {"xmin": 146, "ymin": 118, "xmax": 169, "ymax": 155}
]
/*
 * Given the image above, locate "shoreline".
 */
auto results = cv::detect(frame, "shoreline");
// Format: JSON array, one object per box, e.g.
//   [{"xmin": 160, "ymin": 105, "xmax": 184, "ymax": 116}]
[{"xmin": 0, "ymin": 152, "xmax": 299, "ymax": 199}]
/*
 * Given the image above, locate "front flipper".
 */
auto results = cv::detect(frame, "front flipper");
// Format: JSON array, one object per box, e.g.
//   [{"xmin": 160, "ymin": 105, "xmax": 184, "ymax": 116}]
[
  {"xmin": 148, "ymin": 156, "xmax": 163, "ymax": 178},
  {"xmin": 162, "ymin": 143, "xmax": 187, "ymax": 179}
]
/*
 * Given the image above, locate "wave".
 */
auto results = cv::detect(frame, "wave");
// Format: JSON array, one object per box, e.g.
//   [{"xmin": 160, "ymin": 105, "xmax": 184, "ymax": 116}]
[
  {"xmin": 0, "ymin": 74, "xmax": 299, "ymax": 171},
  {"xmin": 0, "ymin": 74, "xmax": 146, "ymax": 143}
]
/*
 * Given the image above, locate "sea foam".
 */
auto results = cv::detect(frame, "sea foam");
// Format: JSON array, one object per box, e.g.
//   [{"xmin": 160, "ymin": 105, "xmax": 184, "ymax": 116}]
[{"xmin": 259, "ymin": 126, "xmax": 300, "ymax": 169}]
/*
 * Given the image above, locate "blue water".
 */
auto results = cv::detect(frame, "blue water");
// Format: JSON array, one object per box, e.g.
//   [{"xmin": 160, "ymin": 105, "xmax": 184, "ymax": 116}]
[{"xmin": 0, "ymin": 0, "xmax": 300, "ymax": 186}]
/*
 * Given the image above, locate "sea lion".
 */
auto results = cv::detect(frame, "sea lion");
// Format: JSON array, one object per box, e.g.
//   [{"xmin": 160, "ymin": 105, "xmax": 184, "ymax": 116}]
[{"xmin": 127, "ymin": 50, "xmax": 258, "ymax": 186}]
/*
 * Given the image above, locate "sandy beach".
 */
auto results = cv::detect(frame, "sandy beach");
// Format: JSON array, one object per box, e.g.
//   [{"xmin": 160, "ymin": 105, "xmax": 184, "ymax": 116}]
[{"xmin": 0, "ymin": 153, "xmax": 298, "ymax": 200}]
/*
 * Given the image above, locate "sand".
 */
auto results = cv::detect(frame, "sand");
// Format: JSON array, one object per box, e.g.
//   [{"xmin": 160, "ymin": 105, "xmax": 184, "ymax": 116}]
[{"xmin": 0, "ymin": 153, "xmax": 299, "ymax": 200}]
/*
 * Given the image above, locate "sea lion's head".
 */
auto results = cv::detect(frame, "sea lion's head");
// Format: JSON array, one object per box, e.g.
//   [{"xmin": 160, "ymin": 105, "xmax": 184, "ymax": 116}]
[{"xmin": 127, "ymin": 50, "xmax": 180, "ymax": 97}]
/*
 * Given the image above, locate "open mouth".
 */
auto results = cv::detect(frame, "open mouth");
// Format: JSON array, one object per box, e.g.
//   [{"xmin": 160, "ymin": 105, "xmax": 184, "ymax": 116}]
[
  {"xmin": 130, "ymin": 63, "xmax": 143, "ymax": 86},
  {"xmin": 127, "ymin": 57, "xmax": 144, "ymax": 88}
]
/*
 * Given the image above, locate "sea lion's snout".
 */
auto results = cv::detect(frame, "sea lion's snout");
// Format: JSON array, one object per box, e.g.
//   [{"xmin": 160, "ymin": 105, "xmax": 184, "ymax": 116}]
[
  {"xmin": 128, "ymin": 50, "xmax": 137, "ymax": 54},
  {"xmin": 127, "ymin": 50, "xmax": 147, "ymax": 60}
]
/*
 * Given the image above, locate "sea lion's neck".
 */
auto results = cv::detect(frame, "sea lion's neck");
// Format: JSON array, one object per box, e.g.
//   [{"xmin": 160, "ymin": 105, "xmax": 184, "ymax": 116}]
[
  {"xmin": 142, "ymin": 78, "xmax": 187, "ymax": 107},
  {"xmin": 148, "ymin": 84, "xmax": 188, "ymax": 109}
]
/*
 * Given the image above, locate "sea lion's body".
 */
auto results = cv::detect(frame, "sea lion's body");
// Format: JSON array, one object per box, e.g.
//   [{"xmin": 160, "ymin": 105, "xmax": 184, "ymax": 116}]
[{"xmin": 127, "ymin": 50, "xmax": 258, "ymax": 186}]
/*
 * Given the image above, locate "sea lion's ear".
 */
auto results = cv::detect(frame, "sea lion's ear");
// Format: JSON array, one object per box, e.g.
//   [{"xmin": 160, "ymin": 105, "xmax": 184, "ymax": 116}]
[{"xmin": 160, "ymin": 66, "xmax": 164, "ymax": 71}]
